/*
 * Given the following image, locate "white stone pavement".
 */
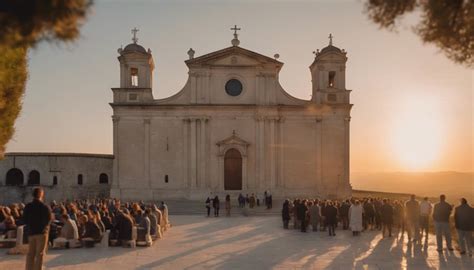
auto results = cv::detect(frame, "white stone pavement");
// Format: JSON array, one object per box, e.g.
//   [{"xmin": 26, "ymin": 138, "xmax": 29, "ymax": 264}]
[{"xmin": 0, "ymin": 215, "xmax": 472, "ymax": 270}]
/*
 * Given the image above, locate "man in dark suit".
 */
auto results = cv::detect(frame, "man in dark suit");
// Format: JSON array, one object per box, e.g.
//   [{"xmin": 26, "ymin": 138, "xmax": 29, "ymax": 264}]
[{"xmin": 297, "ymin": 200, "xmax": 308, "ymax": 232}]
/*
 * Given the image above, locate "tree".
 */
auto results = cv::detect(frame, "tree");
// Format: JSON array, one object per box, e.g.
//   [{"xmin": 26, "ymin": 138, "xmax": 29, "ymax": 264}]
[
  {"xmin": 365, "ymin": 0, "xmax": 473, "ymax": 67},
  {"xmin": 0, "ymin": 1, "xmax": 92, "ymax": 157}
]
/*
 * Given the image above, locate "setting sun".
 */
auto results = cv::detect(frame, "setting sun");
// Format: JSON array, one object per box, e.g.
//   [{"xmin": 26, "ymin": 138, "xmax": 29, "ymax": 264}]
[{"xmin": 391, "ymin": 97, "xmax": 444, "ymax": 170}]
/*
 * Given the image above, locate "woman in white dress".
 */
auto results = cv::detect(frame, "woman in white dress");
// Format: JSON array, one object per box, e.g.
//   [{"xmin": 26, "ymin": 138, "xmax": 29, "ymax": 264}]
[{"xmin": 349, "ymin": 200, "xmax": 363, "ymax": 236}]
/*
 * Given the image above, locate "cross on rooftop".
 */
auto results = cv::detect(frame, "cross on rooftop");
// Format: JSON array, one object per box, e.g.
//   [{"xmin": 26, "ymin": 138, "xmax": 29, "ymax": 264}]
[
  {"xmin": 231, "ymin": 25, "xmax": 241, "ymax": 35},
  {"xmin": 328, "ymin": 33, "xmax": 333, "ymax": 46},
  {"xmin": 132, "ymin": 27, "xmax": 139, "ymax": 44}
]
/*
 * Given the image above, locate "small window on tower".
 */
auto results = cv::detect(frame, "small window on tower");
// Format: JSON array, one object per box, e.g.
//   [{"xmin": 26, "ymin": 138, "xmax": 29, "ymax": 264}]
[
  {"xmin": 165, "ymin": 175, "xmax": 169, "ymax": 183},
  {"xmin": 328, "ymin": 71, "xmax": 336, "ymax": 88},
  {"xmin": 131, "ymin": 68, "xmax": 138, "ymax": 87}
]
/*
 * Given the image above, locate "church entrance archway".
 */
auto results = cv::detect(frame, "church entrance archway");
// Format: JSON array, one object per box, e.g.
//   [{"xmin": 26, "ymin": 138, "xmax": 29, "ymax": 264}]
[
  {"xmin": 224, "ymin": 148, "xmax": 242, "ymax": 190},
  {"xmin": 6, "ymin": 168, "xmax": 24, "ymax": 186}
]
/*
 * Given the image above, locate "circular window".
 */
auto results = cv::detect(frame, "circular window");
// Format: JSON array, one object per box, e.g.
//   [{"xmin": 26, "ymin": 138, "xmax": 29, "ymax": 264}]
[{"xmin": 225, "ymin": 79, "xmax": 243, "ymax": 96}]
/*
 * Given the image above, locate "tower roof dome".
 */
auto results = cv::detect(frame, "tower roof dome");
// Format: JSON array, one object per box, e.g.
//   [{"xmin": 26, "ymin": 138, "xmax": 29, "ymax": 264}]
[
  {"xmin": 320, "ymin": 44, "xmax": 342, "ymax": 54},
  {"xmin": 123, "ymin": 43, "xmax": 147, "ymax": 54}
]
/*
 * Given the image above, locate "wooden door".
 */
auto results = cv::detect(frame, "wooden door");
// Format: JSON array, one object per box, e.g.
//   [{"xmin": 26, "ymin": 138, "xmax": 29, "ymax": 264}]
[{"xmin": 224, "ymin": 148, "xmax": 242, "ymax": 190}]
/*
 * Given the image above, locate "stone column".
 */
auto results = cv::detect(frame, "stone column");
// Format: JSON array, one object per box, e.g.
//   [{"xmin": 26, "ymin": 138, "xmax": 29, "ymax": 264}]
[
  {"xmin": 259, "ymin": 118, "xmax": 265, "ymax": 189},
  {"xmin": 315, "ymin": 118, "xmax": 323, "ymax": 195},
  {"xmin": 183, "ymin": 119, "xmax": 189, "ymax": 188},
  {"xmin": 255, "ymin": 116, "xmax": 265, "ymax": 189},
  {"xmin": 344, "ymin": 117, "xmax": 351, "ymax": 195},
  {"xmin": 144, "ymin": 118, "xmax": 151, "ymax": 189},
  {"xmin": 269, "ymin": 118, "xmax": 276, "ymax": 189},
  {"xmin": 190, "ymin": 118, "xmax": 197, "ymax": 188},
  {"xmin": 278, "ymin": 117, "xmax": 285, "ymax": 188},
  {"xmin": 199, "ymin": 118, "xmax": 208, "ymax": 188},
  {"xmin": 112, "ymin": 116, "xmax": 120, "ymax": 189}
]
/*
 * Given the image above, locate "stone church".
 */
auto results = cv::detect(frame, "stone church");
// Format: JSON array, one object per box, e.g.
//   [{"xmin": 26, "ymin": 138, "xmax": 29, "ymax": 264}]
[
  {"xmin": 110, "ymin": 28, "xmax": 353, "ymax": 200},
  {"xmin": 0, "ymin": 27, "xmax": 353, "ymax": 203}
]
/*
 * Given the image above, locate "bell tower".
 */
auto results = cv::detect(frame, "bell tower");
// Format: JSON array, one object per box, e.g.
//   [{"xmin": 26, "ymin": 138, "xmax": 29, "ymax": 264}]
[
  {"xmin": 117, "ymin": 27, "xmax": 154, "ymax": 89},
  {"xmin": 113, "ymin": 28, "xmax": 155, "ymax": 103},
  {"xmin": 309, "ymin": 34, "xmax": 350, "ymax": 105}
]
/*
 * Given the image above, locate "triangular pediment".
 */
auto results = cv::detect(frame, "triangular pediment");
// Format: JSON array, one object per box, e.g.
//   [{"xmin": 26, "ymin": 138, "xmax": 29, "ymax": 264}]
[
  {"xmin": 216, "ymin": 133, "xmax": 250, "ymax": 147},
  {"xmin": 185, "ymin": 46, "xmax": 283, "ymax": 67}
]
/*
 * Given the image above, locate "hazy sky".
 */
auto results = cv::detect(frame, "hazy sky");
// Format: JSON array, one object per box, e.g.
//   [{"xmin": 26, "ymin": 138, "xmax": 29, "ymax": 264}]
[{"xmin": 7, "ymin": 0, "xmax": 473, "ymax": 173}]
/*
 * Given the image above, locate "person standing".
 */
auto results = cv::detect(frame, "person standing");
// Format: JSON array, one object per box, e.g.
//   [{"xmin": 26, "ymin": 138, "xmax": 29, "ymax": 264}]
[
  {"xmin": 238, "ymin": 193, "xmax": 244, "ymax": 208},
  {"xmin": 297, "ymin": 199, "xmax": 308, "ymax": 232},
  {"xmin": 205, "ymin": 197, "xmax": 211, "ymax": 217},
  {"xmin": 213, "ymin": 196, "xmax": 220, "ymax": 217},
  {"xmin": 339, "ymin": 200, "xmax": 350, "ymax": 230},
  {"xmin": 325, "ymin": 201, "xmax": 338, "ymax": 236},
  {"xmin": 349, "ymin": 200, "xmax": 363, "ymax": 236},
  {"xmin": 282, "ymin": 200, "xmax": 291, "ymax": 229},
  {"xmin": 432, "ymin": 194, "xmax": 453, "ymax": 252},
  {"xmin": 454, "ymin": 198, "xmax": 473, "ymax": 256},
  {"xmin": 249, "ymin": 194, "xmax": 256, "ymax": 209},
  {"xmin": 405, "ymin": 195, "xmax": 420, "ymax": 242},
  {"xmin": 225, "ymin": 195, "xmax": 231, "ymax": 216},
  {"xmin": 310, "ymin": 200, "xmax": 321, "ymax": 232},
  {"xmin": 381, "ymin": 199, "xmax": 394, "ymax": 237},
  {"xmin": 419, "ymin": 197, "xmax": 432, "ymax": 240},
  {"xmin": 23, "ymin": 187, "xmax": 52, "ymax": 270}
]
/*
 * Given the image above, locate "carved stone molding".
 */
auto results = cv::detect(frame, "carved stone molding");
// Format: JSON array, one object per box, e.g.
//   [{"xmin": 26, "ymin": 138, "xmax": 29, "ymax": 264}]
[{"xmin": 216, "ymin": 132, "xmax": 250, "ymax": 157}]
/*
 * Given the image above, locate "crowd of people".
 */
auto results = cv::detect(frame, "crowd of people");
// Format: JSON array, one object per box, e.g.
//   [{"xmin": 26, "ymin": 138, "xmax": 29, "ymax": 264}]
[
  {"xmin": 281, "ymin": 194, "xmax": 474, "ymax": 256},
  {"xmin": 205, "ymin": 191, "xmax": 274, "ymax": 217},
  {"xmin": 0, "ymin": 188, "xmax": 171, "ymax": 270}
]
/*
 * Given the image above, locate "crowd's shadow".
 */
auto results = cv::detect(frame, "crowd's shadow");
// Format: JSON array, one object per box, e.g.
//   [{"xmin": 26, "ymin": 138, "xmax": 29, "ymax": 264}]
[
  {"xmin": 45, "ymin": 246, "xmax": 137, "ymax": 268},
  {"xmin": 20, "ymin": 216, "xmax": 473, "ymax": 270}
]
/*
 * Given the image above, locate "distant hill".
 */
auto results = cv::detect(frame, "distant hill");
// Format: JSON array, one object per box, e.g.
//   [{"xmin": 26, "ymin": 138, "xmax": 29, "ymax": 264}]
[{"xmin": 351, "ymin": 171, "xmax": 474, "ymax": 202}]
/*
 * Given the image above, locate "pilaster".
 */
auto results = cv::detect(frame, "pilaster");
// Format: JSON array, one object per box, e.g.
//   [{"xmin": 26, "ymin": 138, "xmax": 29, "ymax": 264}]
[{"xmin": 143, "ymin": 118, "xmax": 151, "ymax": 189}]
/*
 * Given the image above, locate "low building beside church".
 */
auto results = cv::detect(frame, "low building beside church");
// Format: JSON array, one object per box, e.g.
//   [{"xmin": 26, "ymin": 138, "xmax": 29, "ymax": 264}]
[
  {"xmin": 0, "ymin": 28, "xmax": 353, "ymax": 203},
  {"xmin": 0, "ymin": 153, "xmax": 112, "ymax": 203}
]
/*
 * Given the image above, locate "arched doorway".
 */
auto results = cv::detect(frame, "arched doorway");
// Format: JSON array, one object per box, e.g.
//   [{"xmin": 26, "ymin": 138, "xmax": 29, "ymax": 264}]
[
  {"xmin": 6, "ymin": 168, "xmax": 24, "ymax": 186},
  {"xmin": 224, "ymin": 148, "xmax": 242, "ymax": 190},
  {"xmin": 28, "ymin": 170, "xmax": 40, "ymax": 185}
]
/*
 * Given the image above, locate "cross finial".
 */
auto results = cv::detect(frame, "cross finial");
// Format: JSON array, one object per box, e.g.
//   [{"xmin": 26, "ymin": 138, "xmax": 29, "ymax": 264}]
[
  {"xmin": 132, "ymin": 27, "xmax": 139, "ymax": 44},
  {"xmin": 231, "ymin": 25, "xmax": 241, "ymax": 35},
  {"xmin": 328, "ymin": 33, "xmax": 333, "ymax": 46}
]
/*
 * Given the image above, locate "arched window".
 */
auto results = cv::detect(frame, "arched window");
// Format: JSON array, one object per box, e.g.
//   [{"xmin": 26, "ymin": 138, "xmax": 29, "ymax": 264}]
[
  {"xmin": 6, "ymin": 168, "xmax": 24, "ymax": 186},
  {"xmin": 165, "ymin": 175, "xmax": 169, "ymax": 183},
  {"xmin": 99, "ymin": 173, "xmax": 108, "ymax": 184},
  {"xmin": 53, "ymin": 176, "xmax": 58, "ymax": 185},
  {"xmin": 131, "ymin": 68, "xmax": 138, "ymax": 87},
  {"xmin": 27, "ymin": 170, "xmax": 40, "ymax": 186},
  {"xmin": 77, "ymin": 174, "xmax": 83, "ymax": 185}
]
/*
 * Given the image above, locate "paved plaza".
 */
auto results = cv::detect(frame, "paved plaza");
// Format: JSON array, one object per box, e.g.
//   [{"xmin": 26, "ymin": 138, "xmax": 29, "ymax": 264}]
[{"xmin": 0, "ymin": 215, "xmax": 472, "ymax": 269}]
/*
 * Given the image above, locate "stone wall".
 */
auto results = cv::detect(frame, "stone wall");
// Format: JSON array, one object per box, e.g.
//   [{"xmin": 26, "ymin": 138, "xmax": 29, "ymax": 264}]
[{"xmin": 0, "ymin": 153, "xmax": 113, "ymax": 204}]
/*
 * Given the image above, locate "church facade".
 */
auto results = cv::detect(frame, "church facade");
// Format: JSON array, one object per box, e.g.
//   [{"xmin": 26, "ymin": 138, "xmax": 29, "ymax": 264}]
[{"xmin": 111, "ymin": 29, "xmax": 353, "ymax": 200}]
